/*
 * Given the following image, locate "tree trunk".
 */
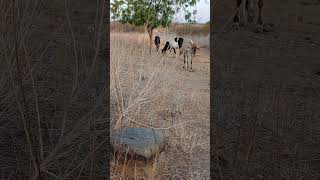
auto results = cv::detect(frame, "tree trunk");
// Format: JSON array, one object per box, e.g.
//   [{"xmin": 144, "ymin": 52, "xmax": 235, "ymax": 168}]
[{"xmin": 147, "ymin": 27, "xmax": 153, "ymax": 54}]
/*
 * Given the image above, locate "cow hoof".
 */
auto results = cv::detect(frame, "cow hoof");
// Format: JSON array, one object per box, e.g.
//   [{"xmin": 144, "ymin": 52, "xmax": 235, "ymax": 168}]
[
  {"xmin": 232, "ymin": 22, "xmax": 240, "ymax": 30},
  {"xmin": 254, "ymin": 24, "xmax": 264, "ymax": 33}
]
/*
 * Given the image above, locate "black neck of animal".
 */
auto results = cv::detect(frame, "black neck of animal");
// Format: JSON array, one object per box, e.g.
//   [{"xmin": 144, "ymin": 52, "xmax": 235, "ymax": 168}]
[
  {"xmin": 162, "ymin": 42, "xmax": 170, "ymax": 53},
  {"xmin": 177, "ymin": 38, "xmax": 184, "ymax": 49}
]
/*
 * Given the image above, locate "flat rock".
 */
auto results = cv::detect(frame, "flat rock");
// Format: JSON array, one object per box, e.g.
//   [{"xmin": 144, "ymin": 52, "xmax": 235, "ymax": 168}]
[{"xmin": 111, "ymin": 128, "xmax": 167, "ymax": 159}]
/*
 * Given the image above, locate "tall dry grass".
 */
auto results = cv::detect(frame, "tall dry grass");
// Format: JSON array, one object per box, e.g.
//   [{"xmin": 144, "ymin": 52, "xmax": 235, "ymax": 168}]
[
  {"xmin": 170, "ymin": 23, "xmax": 210, "ymax": 36},
  {"xmin": 110, "ymin": 32, "xmax": 177, "ymax": 179},
  {"xmin": 110, "ymin": 22, "xmax": 146, "ymax": 33},
  {"xmin": 110, "ymin": 31, "xmax": 210, "ymax": 179},
  {"xmin": 110, "ymin": 32, "xmax": 178, "ymax": 129},
  {"xmin": 111, "ymin": 22, "xmax": 210, "ymax": 36}
]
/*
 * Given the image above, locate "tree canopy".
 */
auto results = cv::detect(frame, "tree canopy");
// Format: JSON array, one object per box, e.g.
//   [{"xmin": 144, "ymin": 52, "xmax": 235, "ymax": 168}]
[
  {"xmin": 111, "ymin": 0, "xmax": 200, "ymax": 53},
  {"xmin": 111, "ymin": 0, "xmax": 199, "ymax": 29}
]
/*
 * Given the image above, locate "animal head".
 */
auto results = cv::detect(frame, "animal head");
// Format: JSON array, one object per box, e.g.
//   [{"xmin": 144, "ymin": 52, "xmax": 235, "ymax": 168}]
[
  {"xmin": 190, "ymin": 48, "xmax": 196, "ymax": 55},
  {"xmin": 177, "ymin": 38, "xmax": 184, "ymax": 48},
  {"xmin": 189, "ymin": 40, "xmax": 199, "ymax": 50},
  {"xmin": 154, "ymin": 36, "xmax": 160, "ymax": 44},
  {"xmin": 189, "ymin": 40, "xmax": 200, "ymax": 55},
  {"xmin": 162, "ymin": 41, "xmax": 170, "ymax": 54}
]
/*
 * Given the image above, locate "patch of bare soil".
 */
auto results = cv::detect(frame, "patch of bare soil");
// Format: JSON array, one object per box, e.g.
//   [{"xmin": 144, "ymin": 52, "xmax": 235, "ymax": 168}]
[{"xmin": 213, "ymin": 0, "xmax": 320, "ymax": 179}]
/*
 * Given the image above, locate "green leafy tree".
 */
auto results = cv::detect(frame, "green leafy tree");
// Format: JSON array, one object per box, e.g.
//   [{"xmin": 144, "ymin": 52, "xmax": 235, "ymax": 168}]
[{"xmin": 111, "ymin": 0, "xmax": 199, "ymax": 53}]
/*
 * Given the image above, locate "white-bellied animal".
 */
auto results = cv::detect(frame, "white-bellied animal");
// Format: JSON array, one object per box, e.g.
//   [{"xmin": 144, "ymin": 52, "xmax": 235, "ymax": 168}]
[
  {"xmin": 161, "ymin": 37, "xmax": 184, "ymax": 57},
  {"xmin": 161, "ymin": 41, "xmax": 171, "ymax": 55},
  {"xmin": 169, "ymin": 37, "xmax": 184, "ymax": 54}
]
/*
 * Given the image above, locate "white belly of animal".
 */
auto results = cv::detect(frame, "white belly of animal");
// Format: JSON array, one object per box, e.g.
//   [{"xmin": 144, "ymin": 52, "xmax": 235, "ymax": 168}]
[{"xmin": 170, "ymin": 41, "xmax": 179, "ymax": 49}]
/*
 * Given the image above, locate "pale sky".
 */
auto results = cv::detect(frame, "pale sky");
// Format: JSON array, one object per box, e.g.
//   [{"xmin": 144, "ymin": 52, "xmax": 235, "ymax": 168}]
[
  {"xmin": 173, "ymin": 0, "xmax": 210, "ymax": 23},
  {"xmin": 110, "ymin": 0, "xmax": 210, "ymax": 24}
]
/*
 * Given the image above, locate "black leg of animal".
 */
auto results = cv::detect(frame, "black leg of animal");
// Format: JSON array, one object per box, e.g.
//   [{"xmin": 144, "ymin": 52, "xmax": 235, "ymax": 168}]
[
  {"xmin": 257, "ymin": 0, "xmax": 264, "ymax": 25},
  {"xmin": 173, "ymin": 48, "xmax": 176, "ymax": 54},
  {"xmin": 233, "ymin": 0, "xmax": 242, "ymax": 29},
  {"xmin": 186, "ymin": 57, "xmax": 189, "ymax": 70},
  {"xmin": 233, "ymin": 13, "xmax": 240, "ymax": 24},
  {"xmin": 245, "ymin": 0, "xmax": 249, "ymax": 13},
  {"xmin": 235, "ymin": 0, "xmax": 242, "ymax": 22},
  {"xmin": 190, "ymin": 58, "xmax": 192, "ymax": 71},
  {"xmin": 246, "ymin": 0, "xmax": 254, "ymax": 23},
  {"xmin": 178, "ymin": 49, "xmax": 182, "ymax": 60},
  {"xmin": 254, "ymin": 0, "xmax": 264, "ymax": 33},
  {"xmin": 183, "ymin": 54, "xmax": 186, "ymax": 69}
]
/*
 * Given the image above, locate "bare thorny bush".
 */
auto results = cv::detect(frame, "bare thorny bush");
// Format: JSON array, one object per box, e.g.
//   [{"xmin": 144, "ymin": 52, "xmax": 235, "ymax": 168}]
[
  {"xmin": 110, "ymin": 32, "xmax": 178, "ymax": 130},
  {"xmin": 110, "ymin": 32, "xmax": 177, "ymax": 179},
  {"xmin": 0, "ymin": 0, "xmax": 108, "ymax": 179}
]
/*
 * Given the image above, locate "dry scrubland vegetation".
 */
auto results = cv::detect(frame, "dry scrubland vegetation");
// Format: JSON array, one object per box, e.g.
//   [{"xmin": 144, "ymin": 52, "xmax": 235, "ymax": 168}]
[
  {"xmin": 0, "ymin": 0, "xmax": 108, "ymax": 179},
  {"xmin": 110, "ymin": 25, "xmax": 210, "ymax": 179}
]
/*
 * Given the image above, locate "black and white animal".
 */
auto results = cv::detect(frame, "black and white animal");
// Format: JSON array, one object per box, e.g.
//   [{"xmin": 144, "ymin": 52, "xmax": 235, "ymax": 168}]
[
  {"xmin": 161, "ymin": 37, "xmax": 184, "ymax": 57},
  {"xmin": 182, "ymin": 40, "xmax": 200, "ymax": 71},
  {"xmin": 161, "ymin": 41, "xmax": 171, "ymax": 55},
  {"xmin": 169, "ymin": 37, "xmax": 184, "ymax": 54},
  {"xmin": 154, "ymin": 36, "xmax": 161, "ymax": 52}
]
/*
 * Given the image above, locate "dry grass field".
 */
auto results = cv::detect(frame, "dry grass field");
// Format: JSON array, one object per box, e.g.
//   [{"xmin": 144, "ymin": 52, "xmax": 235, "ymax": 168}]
[{"xmin": 110, "ymin": 25, "xmax": 210, "ymax": 179}]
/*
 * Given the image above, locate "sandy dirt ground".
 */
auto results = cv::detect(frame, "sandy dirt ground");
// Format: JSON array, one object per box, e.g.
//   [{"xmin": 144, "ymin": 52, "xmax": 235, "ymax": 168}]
[{"xmin": 160, "ymin": 45, "xmax": 211, "ymax": 179}]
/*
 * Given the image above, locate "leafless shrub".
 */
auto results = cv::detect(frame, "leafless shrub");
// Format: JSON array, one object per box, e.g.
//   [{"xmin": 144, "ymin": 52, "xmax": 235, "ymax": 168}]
[{"xmin": 0, "ymin": 0, "xmax": 108, "ymax": 179}]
